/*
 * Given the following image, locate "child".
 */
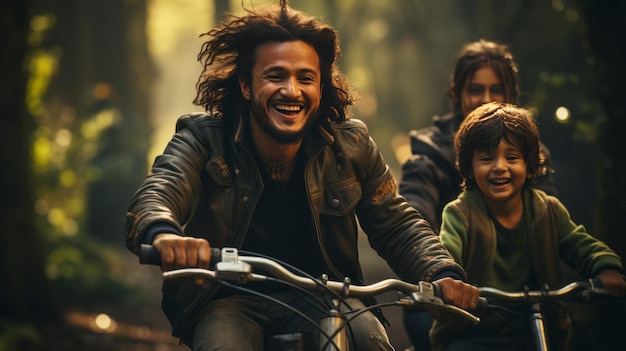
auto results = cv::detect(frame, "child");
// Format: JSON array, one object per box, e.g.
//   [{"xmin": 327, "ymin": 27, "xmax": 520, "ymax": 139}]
[{"xmin": 430, "ymin": 102, "xmax": 626, "ymax": 351}]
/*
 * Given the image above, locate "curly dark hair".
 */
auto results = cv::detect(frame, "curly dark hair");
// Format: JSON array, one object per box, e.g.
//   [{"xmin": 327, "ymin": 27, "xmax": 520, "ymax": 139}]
[
  {"xmin": 455, "ymin": 102, "xmax": 542, "ymax": 190},
  {"xmin": 193, "ymin": 0, "xmax": 356, "ymax": 123},
  {"xmin": 449, "ymin": 39, "xmax": 520, "ymax": 122}
]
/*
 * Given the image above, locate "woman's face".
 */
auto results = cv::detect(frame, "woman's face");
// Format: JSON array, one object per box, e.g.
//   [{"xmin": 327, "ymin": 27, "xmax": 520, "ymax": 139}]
[{"xmin": 459, "ymin": 66, "xmax": 506, "ymax": 117}]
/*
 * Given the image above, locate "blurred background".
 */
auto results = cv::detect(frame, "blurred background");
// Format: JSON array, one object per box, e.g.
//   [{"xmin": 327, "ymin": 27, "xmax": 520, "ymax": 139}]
[{"xmin": 2, "ymin": 0, "xmax": 625, "ymax": 350}]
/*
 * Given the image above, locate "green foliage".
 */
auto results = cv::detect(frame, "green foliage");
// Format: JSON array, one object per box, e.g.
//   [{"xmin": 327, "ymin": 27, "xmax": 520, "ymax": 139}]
[
  {"xmin": 45, "ymin": 236, "xmax": 148, "ymax": 305},
  {"xmin": 25, "ymin": 8, "xmax": 149, "ymax": 315},
  {"xmin": 0, "ymin": 321, "xmax": 40, "ymax": 351}
]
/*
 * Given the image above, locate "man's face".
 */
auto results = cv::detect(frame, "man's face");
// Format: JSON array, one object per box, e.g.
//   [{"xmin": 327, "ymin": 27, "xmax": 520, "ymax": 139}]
[
  {"xmin": 240, "ymin": 40, "xmax": 322, "ymax": 144},
  {"xmin": 460, "ymin": 66, "xmax": 506, "ymax": 118}
]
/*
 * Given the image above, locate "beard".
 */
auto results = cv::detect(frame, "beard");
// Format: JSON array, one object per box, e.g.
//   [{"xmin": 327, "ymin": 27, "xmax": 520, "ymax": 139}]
[{"xmin": 248, "ymin": 90, "xmax": 318, "ymax": 145}]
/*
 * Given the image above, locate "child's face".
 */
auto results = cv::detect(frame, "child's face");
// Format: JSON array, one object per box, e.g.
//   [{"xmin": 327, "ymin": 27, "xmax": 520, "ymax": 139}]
[{"xmin": 469, "ymin": 139, "xmax": 530, "ymax": 204}]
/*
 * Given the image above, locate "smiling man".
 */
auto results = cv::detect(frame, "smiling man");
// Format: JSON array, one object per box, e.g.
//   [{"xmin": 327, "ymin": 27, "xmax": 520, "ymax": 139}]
[
  {"xmin": 241, "ymin": 40, "xmax": 321, "ymax": 180},
  {"xmin": 124, "ymin": 1, "xmax": 479, "ymax": 350}
]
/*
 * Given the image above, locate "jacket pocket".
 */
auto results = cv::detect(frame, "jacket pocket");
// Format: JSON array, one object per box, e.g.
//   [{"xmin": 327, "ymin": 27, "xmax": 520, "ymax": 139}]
[
  {"xmin": 205, "ymin": 156, "xmax": 232, "ymax": 186},
  {"xmin": 320, "ymin": 179, "xmax": 362, "ymax": 216}
]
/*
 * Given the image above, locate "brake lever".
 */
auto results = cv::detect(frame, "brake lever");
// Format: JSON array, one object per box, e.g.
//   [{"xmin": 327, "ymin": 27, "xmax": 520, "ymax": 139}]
[
  {"xmin": 214, "ymin": 247, "xmax": 253, "ymax": 283},
  {"xmin": 405, "ymin": 281, "xmax": 481, "ymax": 325}
]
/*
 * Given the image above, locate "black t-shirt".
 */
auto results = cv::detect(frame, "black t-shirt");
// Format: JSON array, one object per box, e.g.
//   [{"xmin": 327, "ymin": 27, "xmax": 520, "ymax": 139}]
[{"xmin": 241, "ymin": 154, "xmax": 327, "ymax": 292}]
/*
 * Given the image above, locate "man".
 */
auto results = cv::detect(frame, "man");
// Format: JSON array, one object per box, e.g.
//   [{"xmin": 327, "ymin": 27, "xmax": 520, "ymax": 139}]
[{"xmin": 125, "ymin": 1, "xmax": 478, "ymax": 349}]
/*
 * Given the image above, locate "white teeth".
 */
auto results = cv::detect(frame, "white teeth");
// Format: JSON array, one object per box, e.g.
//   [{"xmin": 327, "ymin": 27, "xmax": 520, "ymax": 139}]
[
  {"xmin": 491, "ymin": 179, "xmax": 509, "ymax": 184},
  {"xmin": 275, "ymin": 104, "xmax": 301, "ymax": 112}
]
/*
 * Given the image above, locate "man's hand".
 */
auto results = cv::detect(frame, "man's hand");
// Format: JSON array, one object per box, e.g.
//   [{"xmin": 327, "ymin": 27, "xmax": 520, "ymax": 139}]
[
  {"xmin": 430, "ymin": 277, "xmax": 479, "ymax": 321},
  {"xmin": 152, "ymin": 234, "xmax": 212, "ymax": 285}
]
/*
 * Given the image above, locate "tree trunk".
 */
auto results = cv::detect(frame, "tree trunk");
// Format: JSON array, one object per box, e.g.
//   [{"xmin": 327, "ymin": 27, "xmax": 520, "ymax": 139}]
[
  {"xmin": 578, "ymin": 1, "xmax": 626, "ymax": 350},
  {"xmin": 39, "ymin": 0, "xmax": 154, "ymax": 244},
  {"xmin": 581, "ymin": 1, "xmax": 626, "ymax": 264},
  {"xmin": 0, "ymin": 0, "xmax": 59, "ymax": 323}
]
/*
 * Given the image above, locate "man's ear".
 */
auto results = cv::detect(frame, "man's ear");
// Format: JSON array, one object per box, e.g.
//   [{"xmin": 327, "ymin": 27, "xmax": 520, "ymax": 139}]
[{"xmin": 239, "ymin": 77, "xmax": 250, "ymax": 100}]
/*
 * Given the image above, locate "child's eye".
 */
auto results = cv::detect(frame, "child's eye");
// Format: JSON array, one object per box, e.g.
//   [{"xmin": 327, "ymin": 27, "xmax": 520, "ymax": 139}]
[{"xmin": 507, "ymin": 155, "xmax": 521, "ymax": 161}]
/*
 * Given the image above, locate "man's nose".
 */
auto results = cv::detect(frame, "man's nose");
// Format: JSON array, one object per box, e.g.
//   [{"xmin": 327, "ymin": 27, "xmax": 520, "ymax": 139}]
[{"xmin": 281, "ymin": 77, "xmax": 301, "ymax": 98}]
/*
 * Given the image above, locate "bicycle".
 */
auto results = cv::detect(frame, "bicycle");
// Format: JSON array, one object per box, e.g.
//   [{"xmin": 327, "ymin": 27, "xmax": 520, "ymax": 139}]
[
  {"xmin": 477, "ymin": 280, "xmax": 624, "ymax": 351},
  {"xmin": 139, "ymin": 245, "xmax": 483, "ymax": 351}
]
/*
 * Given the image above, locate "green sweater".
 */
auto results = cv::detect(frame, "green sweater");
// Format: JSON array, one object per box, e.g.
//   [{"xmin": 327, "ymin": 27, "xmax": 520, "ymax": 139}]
[{"xmin": 430, "ymin": 187, "xmax": 623, "ymax": 350}]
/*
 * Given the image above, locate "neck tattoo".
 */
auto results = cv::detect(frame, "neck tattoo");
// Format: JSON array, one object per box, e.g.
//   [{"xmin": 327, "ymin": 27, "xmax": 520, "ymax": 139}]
[{"xmin": 265, "ymin": 158, "xmax": 293, "ymax": 182}]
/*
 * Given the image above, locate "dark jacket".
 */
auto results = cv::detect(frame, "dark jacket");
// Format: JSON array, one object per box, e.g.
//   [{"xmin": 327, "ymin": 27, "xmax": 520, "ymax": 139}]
[
  {"xmin": 125, "ymin": 112, "xmax": 467, "ymax": 339},
  {"xmin": 399, "ymin": 112, "xmax": 557, "ymax": 234}
]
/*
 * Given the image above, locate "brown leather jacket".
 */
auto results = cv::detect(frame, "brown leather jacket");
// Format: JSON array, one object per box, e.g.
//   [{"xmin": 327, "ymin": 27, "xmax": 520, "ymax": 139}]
[{"xmin": 125, "ymin": 112, "xmax": 466, "ymax": 338}]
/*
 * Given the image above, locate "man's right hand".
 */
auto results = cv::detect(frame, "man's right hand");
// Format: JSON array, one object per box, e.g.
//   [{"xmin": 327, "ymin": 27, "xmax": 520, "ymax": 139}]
[
  {"xmin": 429, "ymin": 277, "xmax": 479, "ymax": 322},
  {"xmin": 152, "ymin": 234, "xmax": 212, "ymax": 285}
]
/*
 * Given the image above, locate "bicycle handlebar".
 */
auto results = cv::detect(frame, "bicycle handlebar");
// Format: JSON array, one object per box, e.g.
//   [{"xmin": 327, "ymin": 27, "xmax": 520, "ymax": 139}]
[
  {"xmin": 139, "ymin": 245, "xmax": 484, "ymax": 324},
  {"xmin": 479, "ymin": 279, "xmax": 613, "ymax": 303}
]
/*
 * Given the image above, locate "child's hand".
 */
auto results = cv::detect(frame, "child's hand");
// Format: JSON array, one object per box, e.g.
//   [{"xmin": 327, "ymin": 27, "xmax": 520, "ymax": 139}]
[{"xmin": 596, "ymin": 268, "xmax": 626, "ymax": 296}]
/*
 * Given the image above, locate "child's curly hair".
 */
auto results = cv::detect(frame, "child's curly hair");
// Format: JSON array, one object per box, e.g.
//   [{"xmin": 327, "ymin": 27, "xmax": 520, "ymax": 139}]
[{"xmin": 455, "ymin": 102, "xmax": 545, "ymax": 190}]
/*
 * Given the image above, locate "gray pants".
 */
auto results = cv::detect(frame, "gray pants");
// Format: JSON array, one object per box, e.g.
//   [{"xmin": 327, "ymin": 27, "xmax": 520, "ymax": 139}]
[{"xmin": 192, "ymin": 291, "xmax": 395, "ymax": 350}]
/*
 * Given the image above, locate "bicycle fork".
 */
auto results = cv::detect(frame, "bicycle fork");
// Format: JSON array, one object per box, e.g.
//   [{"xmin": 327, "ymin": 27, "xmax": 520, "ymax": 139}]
[
  {"xmin": 319, "ymin": 299, "xmax": 348, "ymax": 351},
  {"xmin": 529, "ymin": 302, "xmax": 550, "ymax": 351}
]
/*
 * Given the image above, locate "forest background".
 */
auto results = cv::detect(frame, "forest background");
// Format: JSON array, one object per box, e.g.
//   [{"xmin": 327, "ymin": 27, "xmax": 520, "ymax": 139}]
[{"xmin": 1, "ymin": 0, "xmax": 625, "ymax": 350}]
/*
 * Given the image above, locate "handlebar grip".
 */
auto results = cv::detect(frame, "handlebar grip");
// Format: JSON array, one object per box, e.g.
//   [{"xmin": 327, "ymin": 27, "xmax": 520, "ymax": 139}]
[
  {"xmin": 431, "ymin": 281, "xmax": 488, "ymax": 315},
  {"xmin": 140, "ymin": 244, "xmax": 161, "ymax": 265},
  {"xmin": 475, "ymin": 296, "xmax": 488, "ymax": 315},
  {"xmin": 431, "ymin": 281, "xmax": 442, "ymax": 298},
  {"xmin": 589, "ymin": 277, "xmax": 603, "ymax": 288},
  {"xmin": 139, "ymin": 244, "xmax": 222, "ymax": 266}
]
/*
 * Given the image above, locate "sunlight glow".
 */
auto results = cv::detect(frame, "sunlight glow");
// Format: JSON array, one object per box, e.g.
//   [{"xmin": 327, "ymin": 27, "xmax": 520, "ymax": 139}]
[
  {"xmin": 555, "ymin": 106, "xmax": 570, "ymax": 123},
  {"xmin": 92, "ymin": 314, "xmax": 118, "ymax": 333},
  {"xmin": 147, "ymin": 0, "xmax": 212, "ymax": 56},
  {"xmin": 95, "ymin": 314, "xmax": 112, "ymax": 329},
  {"xmin": 391, "ymin": 134, "xmax": 411, "ymax": 164},
  {"xmin": 55, "ymin": 129, "xmax": 72, "ymax": 147}
]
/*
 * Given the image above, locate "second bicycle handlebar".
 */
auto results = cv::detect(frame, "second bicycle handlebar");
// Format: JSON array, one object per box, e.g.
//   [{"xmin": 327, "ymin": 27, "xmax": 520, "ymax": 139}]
[{"xmin": 478, "ymin": 279, "xmax": 611, "ymax": 303}]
